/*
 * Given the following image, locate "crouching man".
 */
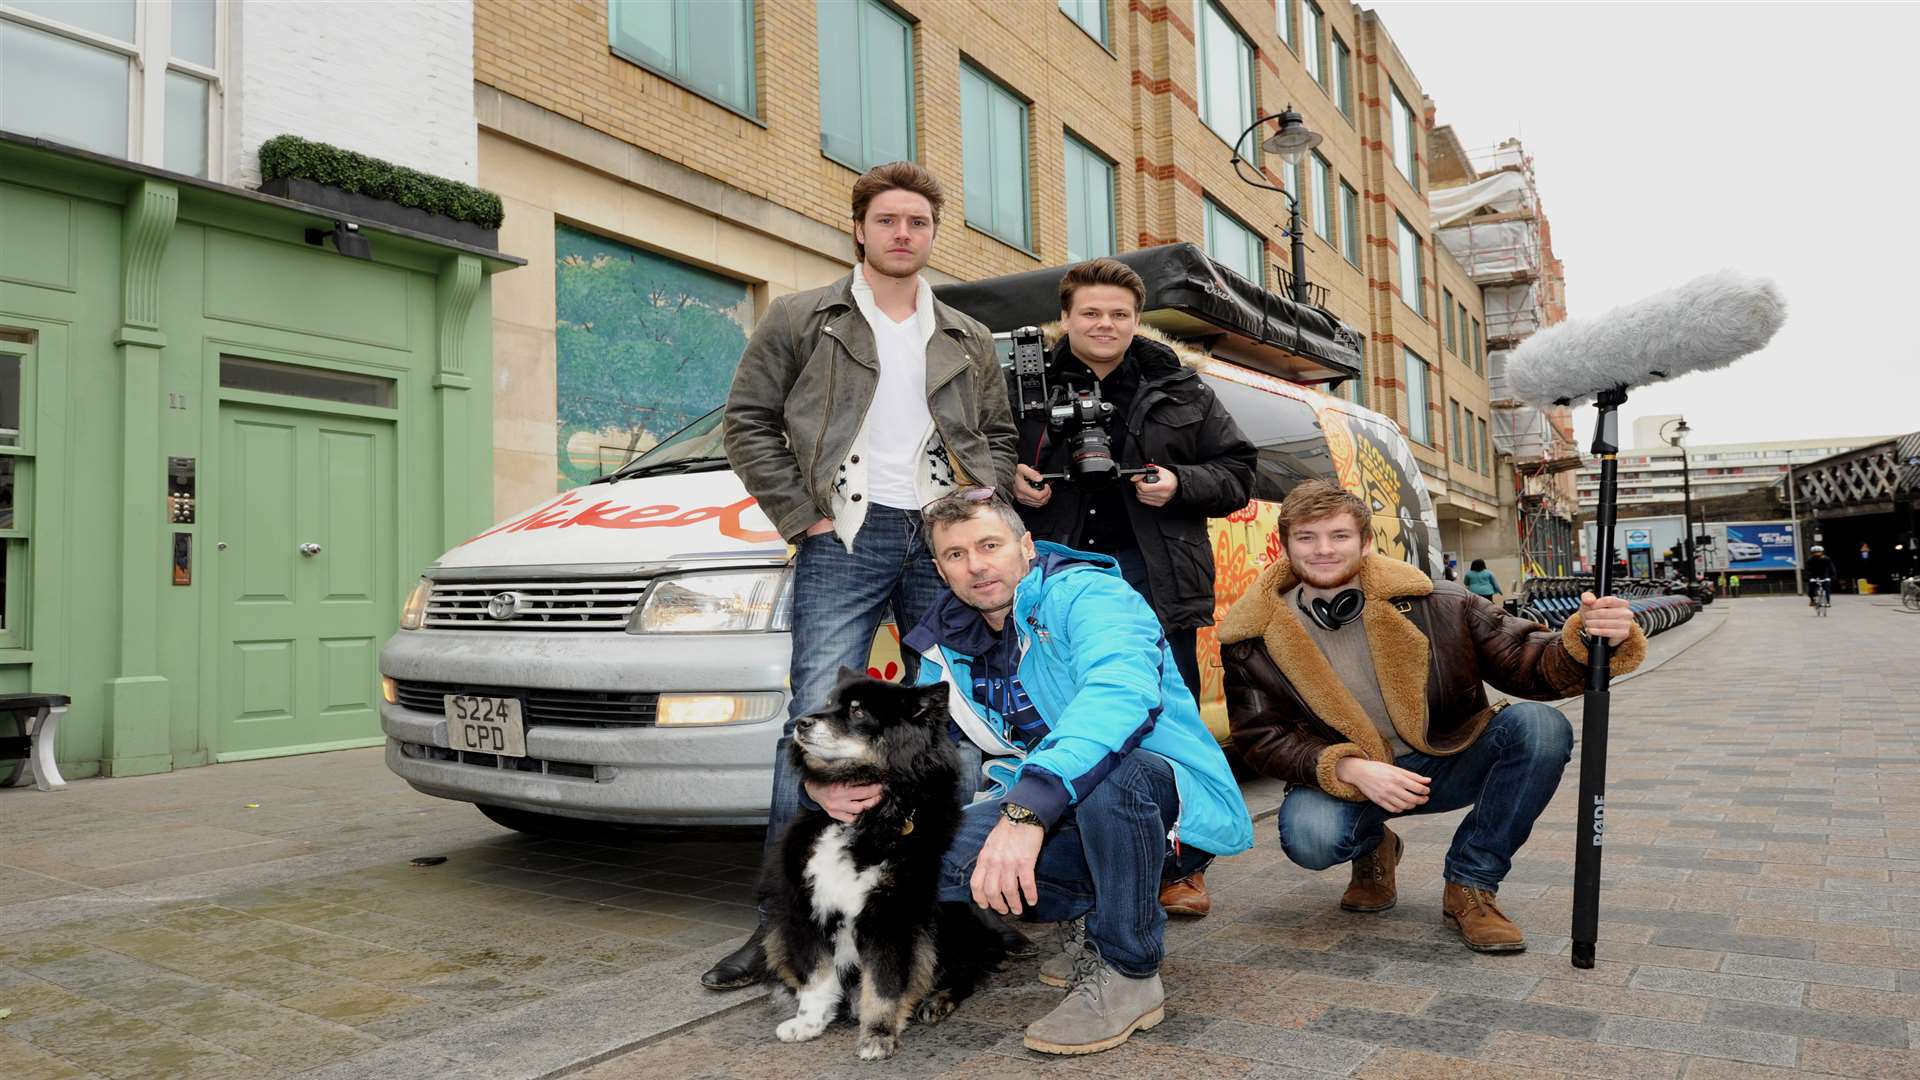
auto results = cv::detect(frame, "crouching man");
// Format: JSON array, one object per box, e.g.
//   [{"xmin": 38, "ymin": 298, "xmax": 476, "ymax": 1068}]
[
  {"xmin": 1220, "ymin": 481, "xmax": 1644, "ymax": 952},
  {"xmin": 907, "ymin": 488, "xmax": 1254, "ymax": 1054}
]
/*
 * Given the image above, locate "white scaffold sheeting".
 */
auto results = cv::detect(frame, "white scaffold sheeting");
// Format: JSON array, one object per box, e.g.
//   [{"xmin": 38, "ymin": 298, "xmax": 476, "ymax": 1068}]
[
  {"xmin": 1429, "ymin": 171, "xmax": 1533, "ymax": 227},
  {"xmin": 1484, "ymin": 283, "xmax": 1540, "ymax": 340},
  {"xmin": 1493, "ymin": 401, "xmax": 1552, "ymax": 460},
  {"xmin": 1436, "ymin": 218, "xmax": 1538, "ymax": 280}
]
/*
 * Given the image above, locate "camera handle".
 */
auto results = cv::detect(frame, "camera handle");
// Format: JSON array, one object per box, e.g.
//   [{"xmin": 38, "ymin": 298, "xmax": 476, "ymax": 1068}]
[{"xmin": 1030, "ymin": 465, "xmax": 1159, "ymax": 485}]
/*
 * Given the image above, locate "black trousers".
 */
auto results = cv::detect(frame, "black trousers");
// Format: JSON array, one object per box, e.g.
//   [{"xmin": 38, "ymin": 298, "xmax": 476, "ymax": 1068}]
[{"xmin": 1110, "ymin": 546, "xmax": 1203, "ymax": 703}]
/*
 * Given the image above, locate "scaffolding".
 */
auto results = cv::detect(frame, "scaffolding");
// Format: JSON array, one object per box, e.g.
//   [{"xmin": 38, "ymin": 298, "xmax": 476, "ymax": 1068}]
[{"xmin": 1437, "ymin": 137, "xmax": 1584, "ymax": 578}]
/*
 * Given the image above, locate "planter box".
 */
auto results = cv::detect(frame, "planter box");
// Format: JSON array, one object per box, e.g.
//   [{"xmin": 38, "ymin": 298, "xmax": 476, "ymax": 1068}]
[{"xmin": 260, "ymin": 176, "xmax": 498, "ymax": 250}]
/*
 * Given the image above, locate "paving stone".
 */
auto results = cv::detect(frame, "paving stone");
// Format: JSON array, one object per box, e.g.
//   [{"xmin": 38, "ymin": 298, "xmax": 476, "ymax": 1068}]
[
  {"xmin": 1717, "ymin": 952, "xmax": 1899, "ymax": 990},
  {"xmin": 1478, "ymin": 1031, "xmax": 1687, "ymax": 1079},
  {"xmin": 1598, "ymin": 1015, "xmax": 1798, "ymax": 1066},
  {"xmin": 1628, "ymin": 966, "xmax": 1807, "ymax": 1006},
  {"xmin": 1704, "ymin": 998, "xmax": 1909, "ymax": 1048},
  {"xmin": 1189, "ymin": 1018, "xmax": 1377, "ymax": 1074},
  {"xmin": 1420, "ymin": 991, "xmax": 1603, "ymax": 1039},
  {"xmin": 1303, "ymin": 1005, "xmax": 1490, "ymax": 1055},
  {"xmin": 1647, "ymin": 929, "xmax": 1815, "ymax": 959},
  {"xmin": 1526, "ymin": 978, "xmax": 1712, "ymax": 1022}
]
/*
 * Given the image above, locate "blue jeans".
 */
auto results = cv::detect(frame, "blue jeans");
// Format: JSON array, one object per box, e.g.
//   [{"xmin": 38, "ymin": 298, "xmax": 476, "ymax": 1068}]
[
  {"xmin": 764, "ymin": 506, "xmax": 948, "ymax": 855},
  {"xmin": 938, "ymin": 751, "xmax": 1209, "ymax": 978},
  {"xmin": 1276, "ymin": 701, "xmax": 1573, "ymax": 892}
]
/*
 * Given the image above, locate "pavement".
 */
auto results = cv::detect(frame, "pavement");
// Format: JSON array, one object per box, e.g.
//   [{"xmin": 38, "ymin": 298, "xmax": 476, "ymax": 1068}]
[{"xmin": 0, "ymin": 593, "xmax": 1913, "ymax": 1078}]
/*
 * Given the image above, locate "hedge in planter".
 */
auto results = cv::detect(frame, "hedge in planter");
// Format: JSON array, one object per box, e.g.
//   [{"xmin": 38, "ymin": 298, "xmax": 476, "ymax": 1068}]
[{"xmin": 259, "ymin": 135, "xmax": 504, "ymax": 247}]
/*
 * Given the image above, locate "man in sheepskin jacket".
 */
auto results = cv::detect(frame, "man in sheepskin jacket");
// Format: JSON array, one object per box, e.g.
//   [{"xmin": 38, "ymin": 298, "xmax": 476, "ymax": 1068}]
[{"xmin": 1221, "ymin": 481, "xmax": 1645, "ymax": 952}]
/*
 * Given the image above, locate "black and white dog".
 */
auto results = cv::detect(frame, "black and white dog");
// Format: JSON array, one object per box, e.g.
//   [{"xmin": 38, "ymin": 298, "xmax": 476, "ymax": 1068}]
[{"xmin": 761, "ymin": 669, "xmax": 1004, "ymax": 1061}]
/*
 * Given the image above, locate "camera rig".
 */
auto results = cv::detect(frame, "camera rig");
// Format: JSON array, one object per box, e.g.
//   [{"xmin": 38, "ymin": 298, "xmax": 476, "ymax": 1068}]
[{"xmin": 1010, "ymin": 325, "xmax": 1158, "ymax": 487}]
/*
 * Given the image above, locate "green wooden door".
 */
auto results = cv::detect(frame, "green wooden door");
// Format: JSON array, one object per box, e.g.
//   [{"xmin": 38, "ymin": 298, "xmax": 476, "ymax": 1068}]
[{"xmin": 217, "ymin": 402, "xmax": 396, "ymax": 759}]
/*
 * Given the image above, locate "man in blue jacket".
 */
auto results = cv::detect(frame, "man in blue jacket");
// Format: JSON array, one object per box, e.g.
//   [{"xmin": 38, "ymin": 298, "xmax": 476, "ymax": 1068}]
[{"xmin": 900, "ymin": 488, "xmax": 1253, "ymax": 1055}]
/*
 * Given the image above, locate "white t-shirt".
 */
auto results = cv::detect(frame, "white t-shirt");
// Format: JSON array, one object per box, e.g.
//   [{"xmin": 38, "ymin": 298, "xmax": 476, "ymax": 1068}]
[{"xmin": 862, "ymin": 298, "xmax": 933, "ymax": 510}]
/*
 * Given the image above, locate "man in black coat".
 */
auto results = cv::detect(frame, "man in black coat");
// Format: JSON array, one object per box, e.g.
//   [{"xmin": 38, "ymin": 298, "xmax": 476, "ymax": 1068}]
[{"xmin": 1009, "ymin": 259, "xmax": 1255, "ymax": 921}]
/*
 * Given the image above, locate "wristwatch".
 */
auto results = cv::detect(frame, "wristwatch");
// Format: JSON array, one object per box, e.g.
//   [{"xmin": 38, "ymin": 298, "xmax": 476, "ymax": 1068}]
[{"xmin": 1000, "ymin": 802, "xmax": 1042, "ymax": 828}]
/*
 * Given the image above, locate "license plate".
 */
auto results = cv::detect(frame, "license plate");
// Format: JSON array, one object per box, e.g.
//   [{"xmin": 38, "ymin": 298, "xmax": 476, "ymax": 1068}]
[{"xmin": 444, "ymin": 695, "xmax": 526, "ymax": 758}]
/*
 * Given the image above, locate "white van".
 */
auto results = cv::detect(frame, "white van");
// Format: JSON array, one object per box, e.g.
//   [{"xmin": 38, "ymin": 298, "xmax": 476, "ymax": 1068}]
[{"xmin": 380, "ymin": 245, "xmax": 1440, "ymax": 831}]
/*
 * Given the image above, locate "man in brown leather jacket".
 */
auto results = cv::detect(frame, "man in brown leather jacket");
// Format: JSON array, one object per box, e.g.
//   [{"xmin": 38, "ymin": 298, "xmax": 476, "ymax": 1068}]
[{"xmin": 1220, "ymin": 481, "xmax": 1644, "ymax": 952}]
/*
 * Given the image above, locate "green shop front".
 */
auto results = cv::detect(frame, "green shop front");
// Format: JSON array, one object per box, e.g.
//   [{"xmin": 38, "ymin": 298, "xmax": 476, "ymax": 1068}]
[{"xmin": 0, "ymin": 134, "xmax": 521, "ymax": 779}]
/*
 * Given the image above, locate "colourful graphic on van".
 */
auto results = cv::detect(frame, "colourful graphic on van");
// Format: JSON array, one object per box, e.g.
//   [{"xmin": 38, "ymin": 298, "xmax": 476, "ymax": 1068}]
[
  {"xmin": 461, "ymin": 491, "xmax": 780, "ymax": 547},
  {"xmin": 1320, "ymin": 407, "xmax": 1436, "ymax": 573},
  {"xmin": 554, "ymin": 227, "xmax": 751, "ymax": 490}
]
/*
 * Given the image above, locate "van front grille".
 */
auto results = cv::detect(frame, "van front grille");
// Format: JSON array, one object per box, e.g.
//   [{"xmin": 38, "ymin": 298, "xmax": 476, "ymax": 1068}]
[
  {"xmin": 393, "ymin": 680, "xmax": 660, "ymax": 727},
  {"xmin": 424, "ymin": 579, "xmax": 650, "ymax": 631}
]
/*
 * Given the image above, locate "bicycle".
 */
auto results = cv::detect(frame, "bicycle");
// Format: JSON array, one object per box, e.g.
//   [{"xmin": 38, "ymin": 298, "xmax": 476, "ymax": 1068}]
[
  {"xmin": 1903, "ymin": 574, "xmax": 1920, "ymax": 613},
  {"xmin": 1810, "ymin": 577, "xmax": 1832, "ymax": 617}
]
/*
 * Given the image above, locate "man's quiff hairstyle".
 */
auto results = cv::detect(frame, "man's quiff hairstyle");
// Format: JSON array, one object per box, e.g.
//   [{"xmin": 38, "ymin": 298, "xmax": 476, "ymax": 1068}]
[
  {"xmin": 921, "ymin": 489, "xmax": 1027, "ymax": 547},
  {"xmin": 850, "ymin": 161, "xmax": 945, "ymax": 261},
  {"xmin": 1059, "ymin": 257, "xmax": 1146, "ymax": 314},
  {"xmin": 1277, "ymin": 480, "xmax": 1370, "ymax": 539}
]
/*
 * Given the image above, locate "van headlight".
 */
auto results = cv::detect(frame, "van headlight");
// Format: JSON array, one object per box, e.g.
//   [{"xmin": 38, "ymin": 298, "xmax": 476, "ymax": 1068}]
[
  {"xmin": 629, "ymin": 570, "xmax": 792, "ymax": 633},
  {"xmin": 399, "ymin": 578, "xmax": 432, "ymax": 630}
]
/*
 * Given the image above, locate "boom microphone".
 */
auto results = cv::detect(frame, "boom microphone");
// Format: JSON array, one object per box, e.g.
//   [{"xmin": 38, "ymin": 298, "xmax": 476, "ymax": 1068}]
[{"xmin": 1506, "ymin": 269, "xmax": 1787, "ymax": 407}]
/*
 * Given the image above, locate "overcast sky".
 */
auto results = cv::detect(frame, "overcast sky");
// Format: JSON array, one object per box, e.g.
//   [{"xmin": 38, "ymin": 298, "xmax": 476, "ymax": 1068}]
[{"xmin": 1371, "ymin": 1, "xmax": 1918, "ymax": 452}]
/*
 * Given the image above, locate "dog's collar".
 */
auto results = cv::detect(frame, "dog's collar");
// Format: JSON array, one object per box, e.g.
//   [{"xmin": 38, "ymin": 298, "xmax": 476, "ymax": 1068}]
[{"xmin": 899, "ymin": 809, "xmax": 916, "ymax": 837}]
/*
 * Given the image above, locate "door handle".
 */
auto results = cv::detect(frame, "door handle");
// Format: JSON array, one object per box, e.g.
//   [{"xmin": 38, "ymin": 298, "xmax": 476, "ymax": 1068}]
[{"xmin": 299, "ymin": 543, "xmax": 322, "ymax": 557}]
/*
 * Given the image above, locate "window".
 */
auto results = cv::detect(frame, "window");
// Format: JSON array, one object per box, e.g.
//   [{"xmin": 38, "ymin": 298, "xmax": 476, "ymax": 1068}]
[
  {"xmin": 1302, "ymin": 0, "xmax": 1325, "ymax": 87},
  {"xmin": 0, "ymin": 335, "xmax": 33, "ymax": 646},
  {"xmin": 1, "ymin": 0, "xmax": 221, "ymax": 177},
  {"xmin": 1063, "ymin": 133, "xmax": 1115, "ymax": 261},
  {"xmin": 1404, "ymin": 347, "xmax": 1431, "ymax": 445},
  {"xmin": 1464, "ymin": 408, "xmax": 1479, "ymax": 472},
  {"xmin": 1284, "ymin": 159, "xmax": 1301, "ymax": 201},
  {"xmin": 1458, "ymin": 302, "xmax": 1469, "ymax": 356},
  {"xmin": 1058, "ymin": 0, "xmax": 1106, "ymax": 45},
  {"xmin": 1442, "ymin": 288, "xmax": 1456, "ymax": 352},
  {"xmin": 1204, "ymin": 373, "xmax": 1339, "ymax": 502},
  {"xmin": 1196, "ymin": 0, "xmax": 1256, "ymax": 155},
  {"xmin": 611, "ymin": 0, "xmax": 755, "ymax": 118},
  {"xmin": 1311, "ymin": 153, "xmax": 1332, "ymax": 241},
  {"xmin": 1472, "ymin": 317, "xmax": 1484, "ymax": 373},
  {"xmin": 1478, "ymin": 418, "xmax": 1491, "ymax": 474},
  {"xmin": 1331, "ymin": 32, "xmax": 1353, "ymax": 120},
  {"xmin": 1450, "ymin": 399, "xmax": 1463, "ymax": 463},
  {"xmin": 1277, "ymin": 0, "xmax": 1295, "ymax": 54},
  {"xmin": 1396, "ymin": 215, "xmax": 1423, "ymax": 314},
  {"xmin": 816, "ymin": 0, "xmax": 915, "ymax": 171},
  {"xmin": 1389, "ymin": 81, "xmax": 1418, "ymax": 189},
  {"xmin": 960, "ymin": 63, "xmax": 1031, "ymax": 250},
  {"xmin": 220, "ymin": 356, "xmax": 395, "ymax": 408},
  {"xmin": 1204, "ymin": 197, "xmax": 1263, "ymax": 284},
  {"xmin": 1339, "ymin": 181, "xmax": 1360, "ymax": 265}
]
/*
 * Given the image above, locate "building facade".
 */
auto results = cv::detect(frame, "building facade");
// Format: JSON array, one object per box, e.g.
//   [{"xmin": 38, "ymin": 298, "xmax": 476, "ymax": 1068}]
[
  {"xmin": 0, "ymin": 0, "xmax": 517, "ymax": 777},
  {"xmin": 471, "ymin": 0, "xmax": 1497, "ymax": 527},
  {"xmin": 1576, "ymin": 415, "xmax": 1884, "ymax": 512}
]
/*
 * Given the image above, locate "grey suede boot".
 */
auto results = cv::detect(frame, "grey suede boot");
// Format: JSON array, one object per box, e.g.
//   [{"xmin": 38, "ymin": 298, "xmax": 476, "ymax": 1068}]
[
  {"xmin": 1023, "ymin": 942, "xmax": 1165, "ymax": 1055},
  {"xmin": 1037, "ymin": 916, "xmax": 1086, "ymax": 988}
]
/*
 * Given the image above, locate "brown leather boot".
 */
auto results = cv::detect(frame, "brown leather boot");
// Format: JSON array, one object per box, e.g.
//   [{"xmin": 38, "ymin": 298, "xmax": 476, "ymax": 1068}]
[
  {"xmin": 1442, "ymin": 881, "xmax": 1526, "ymax": 952},
  {"xmin": 1339, "ymin": 828, "xmax": 1401, "ymax": 913},
  {"xmin": 1159, "ymin": 870, "xmax": 1211, "ymax": 918}
]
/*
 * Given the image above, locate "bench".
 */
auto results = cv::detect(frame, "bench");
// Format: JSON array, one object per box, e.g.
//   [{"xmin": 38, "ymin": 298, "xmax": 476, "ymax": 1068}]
[{"xmin": 0, "ymin": 694, "xmax": 72, "ymax": 792}]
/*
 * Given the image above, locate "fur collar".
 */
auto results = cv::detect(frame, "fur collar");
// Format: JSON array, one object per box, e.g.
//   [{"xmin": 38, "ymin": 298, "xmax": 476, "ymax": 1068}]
[{"xmin": 1219, "ymin": 552, "xmax": 1448, "ymax": 760}]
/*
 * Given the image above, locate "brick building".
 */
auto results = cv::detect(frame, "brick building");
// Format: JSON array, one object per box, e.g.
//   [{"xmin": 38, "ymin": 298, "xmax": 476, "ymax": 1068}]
[{"xmin": 472, "ymin": 0, "xmax": 1503, "ymax": 555}]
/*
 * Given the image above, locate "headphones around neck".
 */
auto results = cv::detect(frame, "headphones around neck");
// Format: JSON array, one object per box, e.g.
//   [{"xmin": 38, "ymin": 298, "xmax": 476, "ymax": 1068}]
[{"xmin": 1299, "ymin": 587, "xmax": 1366, "ymax": 631}]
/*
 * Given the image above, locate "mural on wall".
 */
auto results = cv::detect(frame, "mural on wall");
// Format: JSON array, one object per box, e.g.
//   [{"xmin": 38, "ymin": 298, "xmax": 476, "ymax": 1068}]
[{"xmin": 554, "ymin": 226, "xmax": 752, "ymax": 490}]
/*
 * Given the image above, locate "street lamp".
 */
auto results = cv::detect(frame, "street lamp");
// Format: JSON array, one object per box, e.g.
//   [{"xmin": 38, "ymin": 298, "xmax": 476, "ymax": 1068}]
[
  {"xmin": 1230, "ymin": 106, "xmax": 1322, "ymax": 305},
  {"xmin": 1659, "ymin": 417, "xmax": 1696, "ymax": 583}
]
